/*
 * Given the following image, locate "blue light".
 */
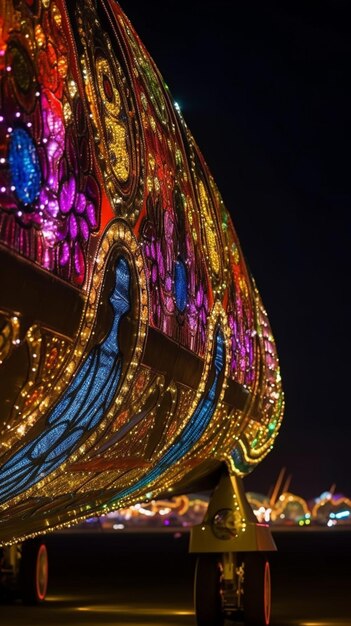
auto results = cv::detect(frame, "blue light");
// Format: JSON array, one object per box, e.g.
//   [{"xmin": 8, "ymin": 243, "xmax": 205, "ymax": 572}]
[
  {"xmin": 8, "ymin": 128, "xmax": 41, "ymax": 204},
  {"xmin": 335, "ymin": 510, "xmax": 350, "ymax": 520},
  {"xmin": 174, "ymin": 258, "xmax": 187, "ymax": 312},
  {"xmin": 0, "ymin": 257, "xmax": 131, "ymax": 504},
  {"xmin": 110, "ymin": 329, "xmax": 225, "ymax": 503},
  {"xmin": 231, "ymin": 445, "xmax": 253, "ymax": 474}
]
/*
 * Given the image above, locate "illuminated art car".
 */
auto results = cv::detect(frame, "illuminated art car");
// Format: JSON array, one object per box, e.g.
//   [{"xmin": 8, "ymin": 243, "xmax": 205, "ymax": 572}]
[{"xmin": 0, "ymin": 1, "xmax": 284, "ymax": 624}]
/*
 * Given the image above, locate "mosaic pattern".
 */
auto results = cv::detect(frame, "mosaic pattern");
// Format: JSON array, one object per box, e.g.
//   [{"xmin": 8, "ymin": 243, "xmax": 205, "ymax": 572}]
[
  {"xmin": 140, "ymin": 191, "xmax": 209, "ymax": 353},
  {"xmin": 0, "ymin": 0, "xmax": 100, "ymax": 285},
  {"xmin": 76, "ymin": 0, "xmax": 143, "ymax": 221},
  {"xmin": 0, "ymin": 1, "xmax": 283, "ymax": 544}
]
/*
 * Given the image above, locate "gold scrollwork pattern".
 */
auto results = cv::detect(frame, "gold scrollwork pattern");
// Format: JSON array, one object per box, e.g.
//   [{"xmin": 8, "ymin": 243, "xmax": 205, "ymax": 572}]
[
  {"xmin": 0, "ymin": 326, "xmax": 71, "ymax": 451},
  {"xmin": 77, "ymin": 0, "xmax": 143, "ymax": 221},
  {"xmin": 0, "ymin": 312, "xmax": 20, "ymax": 366}
]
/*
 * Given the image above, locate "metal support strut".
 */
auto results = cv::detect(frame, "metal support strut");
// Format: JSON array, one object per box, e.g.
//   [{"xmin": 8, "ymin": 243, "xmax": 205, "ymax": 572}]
[
  {"xmin": 190, "ymin": 470, "xmax": 276, "ymax": 554},
  {"xmin": 191, "ymin": 469, "xmax": 275, "ymax": 625}
]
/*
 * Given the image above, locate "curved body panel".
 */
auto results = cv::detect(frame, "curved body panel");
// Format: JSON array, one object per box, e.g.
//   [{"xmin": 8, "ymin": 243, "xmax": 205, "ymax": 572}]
[{"xmin": 0, "ymin": 0, "xmax": 283, "ymax": 545}]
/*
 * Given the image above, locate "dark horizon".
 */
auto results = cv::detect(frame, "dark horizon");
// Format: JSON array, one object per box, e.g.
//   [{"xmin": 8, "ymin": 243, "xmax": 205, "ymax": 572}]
[{"xmin": 122, "ymin": 1, "xmax": 350, "ymax": 501}]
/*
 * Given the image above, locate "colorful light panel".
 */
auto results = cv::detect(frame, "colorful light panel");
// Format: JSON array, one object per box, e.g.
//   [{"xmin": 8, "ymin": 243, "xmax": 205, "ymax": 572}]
[{"xmin": 0, "ymin": 0, "xmax": 284, "ymax": 545}]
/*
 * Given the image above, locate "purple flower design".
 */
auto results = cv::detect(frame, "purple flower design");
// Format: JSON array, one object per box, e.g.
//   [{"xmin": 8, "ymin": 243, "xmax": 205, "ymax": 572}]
[
  {"xmin": 0, "ymin": 24, "xmax": 100, "ymax": 286},
  {"xmin": 141, "ymin": 193, "xmax": 208, "ymax": 354},
  {"xmin": 228, "ymin": 297, "xmax": 255, "ymax": 387}
]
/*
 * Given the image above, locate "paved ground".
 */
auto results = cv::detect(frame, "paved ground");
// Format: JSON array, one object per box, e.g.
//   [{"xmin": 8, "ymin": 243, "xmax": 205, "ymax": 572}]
[{"xmin": 1, "ymin": 527, "xmax": 351, "ymax": 625}]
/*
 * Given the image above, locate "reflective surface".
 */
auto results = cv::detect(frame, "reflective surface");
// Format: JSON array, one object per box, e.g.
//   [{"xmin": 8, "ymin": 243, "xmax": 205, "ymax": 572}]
[{"xmin": 1, "ymin": 529, "xmax": 351, "ymax": 625}]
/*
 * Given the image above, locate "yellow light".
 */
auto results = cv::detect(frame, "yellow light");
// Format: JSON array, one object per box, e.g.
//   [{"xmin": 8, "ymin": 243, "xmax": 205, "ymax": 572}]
[{"xmin": 75, "ymin": 606, "xmax": 194, "ymax": 616}]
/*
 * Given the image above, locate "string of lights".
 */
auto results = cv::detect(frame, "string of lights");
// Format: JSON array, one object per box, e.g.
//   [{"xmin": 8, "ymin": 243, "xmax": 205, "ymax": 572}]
[{"xmin": 0, "ymin": 0, "xmax": 283, "ymax": 546}]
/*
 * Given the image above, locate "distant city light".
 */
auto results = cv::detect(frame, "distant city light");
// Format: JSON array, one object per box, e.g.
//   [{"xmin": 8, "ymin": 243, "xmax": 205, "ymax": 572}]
[
  {"xmin": 75, "ymin": 488, "xmax": 351, "ymax": 532},
  {"xmin": 335, "ymin": 510, "xmax": 350, "ymax": 520}
]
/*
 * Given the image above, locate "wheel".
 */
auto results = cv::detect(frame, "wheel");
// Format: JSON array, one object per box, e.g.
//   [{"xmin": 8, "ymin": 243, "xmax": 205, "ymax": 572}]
[
  {"xmin": 19, "ymin": 540, "xmax": 49, "ymax": 605},
  {"xmin": 243, "ymin": 553, "xmax": 271, "ymax": 626},
  {"xmin": 194, "ymin": 555, "xmax": 224, "ymax": 626}
]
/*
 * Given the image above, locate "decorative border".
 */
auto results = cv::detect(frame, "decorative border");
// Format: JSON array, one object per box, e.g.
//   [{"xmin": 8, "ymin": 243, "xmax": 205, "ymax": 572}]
[{"xmin": 0, "ymin": 219, "xmax": 148, "ymax": 513}]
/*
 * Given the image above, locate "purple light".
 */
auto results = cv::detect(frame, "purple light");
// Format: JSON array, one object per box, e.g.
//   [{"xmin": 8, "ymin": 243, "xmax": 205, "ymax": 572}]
[
  {"xmin": 60, "ymin": 176, "xmax": 76, "ymax": 214},
  {"xmin": 59, "ymin": 241, "xmax": 70, "ymax": 266},
  {"xmin": 86, "ymin": 202, "xmax": 97, "ymax": 228},
  {"xmin": 69, "ymin": 213, "xmax": 78, "ymax": 239},
  {"xmin": 75, "ymin": 192, "xmax": 86, "ymax": 214},
  {"xmin": 79, "ymin": 217, "xmax": 89, "ymax": 241}
]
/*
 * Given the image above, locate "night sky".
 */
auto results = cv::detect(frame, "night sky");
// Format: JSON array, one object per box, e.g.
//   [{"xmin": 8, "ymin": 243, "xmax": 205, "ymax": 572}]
[{"xmin": 120, "ymin": 1, "xmax": 350, "ymax": 500}]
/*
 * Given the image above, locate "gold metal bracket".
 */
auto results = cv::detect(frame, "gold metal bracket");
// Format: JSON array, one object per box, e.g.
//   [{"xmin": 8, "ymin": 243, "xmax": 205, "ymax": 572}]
[{"xmin": 189, "ymin": 472, "xmax": 276, "ymax": 553}]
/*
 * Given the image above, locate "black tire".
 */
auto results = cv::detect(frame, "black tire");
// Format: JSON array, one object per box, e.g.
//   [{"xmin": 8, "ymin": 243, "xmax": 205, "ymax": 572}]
[
  {"xmin": 19, "ymin": 540, "xmax": 48, "ymax": 605},
  {"xmin": 194, "ymin": 555, "xmax": 224, "ymax": 626},
  {"xmin": 243, "ymin": 553, "xmax": 271, "ymax": 626}
]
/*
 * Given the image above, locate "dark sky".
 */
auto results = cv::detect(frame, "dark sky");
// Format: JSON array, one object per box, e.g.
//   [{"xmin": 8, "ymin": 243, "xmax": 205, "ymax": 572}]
[{"xmin": 120, "ymin": 1, "xmax": 350, "ymax": 500}]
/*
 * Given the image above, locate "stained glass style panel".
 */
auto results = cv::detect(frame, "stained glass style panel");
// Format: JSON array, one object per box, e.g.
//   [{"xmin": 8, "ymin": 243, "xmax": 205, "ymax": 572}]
[{"xmin": 0, "ymin": 256, "xmax": 131, "ymax": 505}]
